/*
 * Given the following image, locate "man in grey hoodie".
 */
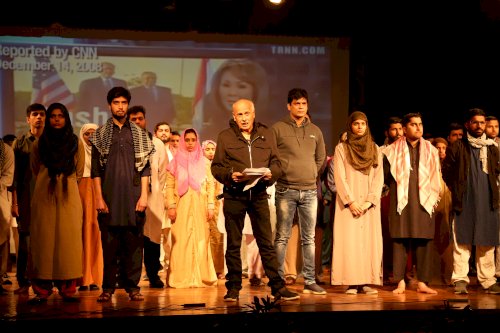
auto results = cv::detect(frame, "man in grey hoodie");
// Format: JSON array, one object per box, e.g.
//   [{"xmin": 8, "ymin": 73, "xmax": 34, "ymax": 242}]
[{"xmin": 272, "ymin": 88, "xmax": 327, "ymax": 295}]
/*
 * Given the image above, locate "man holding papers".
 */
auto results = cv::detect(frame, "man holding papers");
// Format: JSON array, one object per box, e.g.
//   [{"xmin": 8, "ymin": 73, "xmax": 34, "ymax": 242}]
[{"xmin": 211, "ymin": 98, "xmax": 300, "ymax": 302}]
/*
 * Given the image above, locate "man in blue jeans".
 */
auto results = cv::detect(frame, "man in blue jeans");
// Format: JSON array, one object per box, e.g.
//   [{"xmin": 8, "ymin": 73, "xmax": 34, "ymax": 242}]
[{"xmin": 272, "ymin": 88, "xmax": 327, "ymax": 295}]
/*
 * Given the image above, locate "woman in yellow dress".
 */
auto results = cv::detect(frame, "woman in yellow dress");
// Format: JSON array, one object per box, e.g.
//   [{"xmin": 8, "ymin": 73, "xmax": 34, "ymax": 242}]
[{"xmin": 165, "ymin": 128, "xmax": 217, "ymax": 288}]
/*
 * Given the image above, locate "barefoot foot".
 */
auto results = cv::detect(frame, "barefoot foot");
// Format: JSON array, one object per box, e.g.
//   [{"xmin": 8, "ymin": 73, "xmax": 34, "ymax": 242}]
[
  {"xmin": 393, "ymin": 280, "xmax": 406, "ymax": 294},
  {"xmin": 416, "ymin": 282, "xmax": 437, "ymax": 294}
]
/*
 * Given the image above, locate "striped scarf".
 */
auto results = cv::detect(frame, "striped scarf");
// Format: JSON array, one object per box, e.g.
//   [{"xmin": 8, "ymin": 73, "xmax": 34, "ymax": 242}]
[
  {"xmin": 90, "ymin": 118, "xmax": 155, "ymax": 172},
  {"xmin": 467, "ymin": 132, "xmax": 497, "ymax": 174},
  {"xmin": 383, "ymin": 136, "xmax": 441, "ymax": 216}
]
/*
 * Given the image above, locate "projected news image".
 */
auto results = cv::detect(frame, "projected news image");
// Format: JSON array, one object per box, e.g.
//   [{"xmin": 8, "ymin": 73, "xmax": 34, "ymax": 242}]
[{"xmin": 0, "ymin": 35, "xmax": 349, "ymax": 151}]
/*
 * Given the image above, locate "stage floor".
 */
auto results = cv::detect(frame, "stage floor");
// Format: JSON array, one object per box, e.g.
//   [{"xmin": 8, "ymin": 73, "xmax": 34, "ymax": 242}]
[{"xmin": 1, "ymin": 271, "xmax": 500, "ymax": 332}]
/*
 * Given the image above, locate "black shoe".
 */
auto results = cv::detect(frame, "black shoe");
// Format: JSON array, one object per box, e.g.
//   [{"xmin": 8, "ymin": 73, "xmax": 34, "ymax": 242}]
[
  {"xmin": 149, "ymin": 279, "xmax": 164, "ymax": 288},
  {"xmin": 223, "ymin": 289, "xmax": 239, "ymax": 302},
  {"xmin": 27, "ymin": 296, "xmax": 48, "ymax": 305},
  {"xmin": 14, "ymin": 285, "xmax": 30, "ymax": 295},
  {"xmin": 79, "ymin": 285, "xmax": 89, "ymax": 291},
  {"xmin": 89, "ymin": 284, "xmax": 100, "ymax": 291},
  {"xmin": 249, "ymin": 276, "xmax": 265, "ymax": 287},
  {"xmin": 271, "ymin": 287, "xmax": 300, "ymax": 301},
  {"xmin": 62, "ymin": 295, "xmax": 80, "ymax": 303}
]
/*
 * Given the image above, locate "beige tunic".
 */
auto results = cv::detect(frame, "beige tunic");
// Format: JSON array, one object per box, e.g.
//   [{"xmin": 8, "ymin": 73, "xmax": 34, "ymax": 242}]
[
  {"xmin": 29, "ymin": 140, "xmax": 84, "ymax": 280},
  {"xmin": 331, "ymin": 143, "xmax": 384, "ymax": 286},
  {"xmin": 166, "ymin": 158, "xmax": 217, "ymax": 288},
  {"xmin": 144, "ymin": 137, "xmax": 168, "ymax": 244},
  {"xmin": 0, "ymin": 143, "xmax": 14, "ymax": 246}
]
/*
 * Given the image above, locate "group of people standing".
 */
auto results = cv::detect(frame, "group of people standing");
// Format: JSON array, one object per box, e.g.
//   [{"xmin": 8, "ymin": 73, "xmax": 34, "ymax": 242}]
[
  {"xmin": 336, "ymin": 108, "xmax": 500, "ymax": 296},
  {"xmin": 0, "ymin": 85, "xmax": 327, "ymax": 304},
  {"xmin": 2, "ymin": 83, "xmax": 500, "ymax": 306}
]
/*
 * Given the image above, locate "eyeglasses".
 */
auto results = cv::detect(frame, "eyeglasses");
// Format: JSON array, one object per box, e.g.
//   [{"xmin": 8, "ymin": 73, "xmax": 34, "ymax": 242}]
[{"xmin": 470, "ymin": 121, "xmax": 486, "ymax": 126}]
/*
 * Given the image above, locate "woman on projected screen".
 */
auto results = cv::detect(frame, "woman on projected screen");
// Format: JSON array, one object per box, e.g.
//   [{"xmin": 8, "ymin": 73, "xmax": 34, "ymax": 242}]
[{"xmin": 197, "ymin": 59, "xmax": 269, "ymax": 141}]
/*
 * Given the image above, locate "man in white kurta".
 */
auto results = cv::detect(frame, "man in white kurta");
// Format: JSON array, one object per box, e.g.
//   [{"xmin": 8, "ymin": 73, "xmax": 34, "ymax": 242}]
[{"xmin": 128, "ymin": 107, "xmax": 167, "ymax": 288}]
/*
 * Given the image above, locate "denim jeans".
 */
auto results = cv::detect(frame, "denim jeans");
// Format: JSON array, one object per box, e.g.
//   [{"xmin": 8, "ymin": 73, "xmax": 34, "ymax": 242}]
[{"xmin": 274, "ymin": 187, "xmax": 318, "ymax": 285}]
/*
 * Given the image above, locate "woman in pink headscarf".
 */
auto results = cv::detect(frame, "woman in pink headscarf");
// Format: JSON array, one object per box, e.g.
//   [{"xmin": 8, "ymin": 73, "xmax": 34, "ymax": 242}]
[{"xmin": 165, "ymin": 128, "xmax": 217, "ymax": 288}]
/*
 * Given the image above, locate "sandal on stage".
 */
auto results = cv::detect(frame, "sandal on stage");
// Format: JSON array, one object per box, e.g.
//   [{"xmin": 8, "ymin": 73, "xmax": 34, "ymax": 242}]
[
  {"xmin": 129, "ymin": 291, "xmax": 144, "ymax": 301},
  {"xmin": 285, "ymin": 276, "xmax": 296, "ymax": 285},
  {"xmin": 345, "ymin": 285, "xmax": 359, "ymax": 295},
  {"xmin": 359, "ymin": 286, "xmax": 378, "ymax": 295},
  {"xmin": 97, "ymin": 292, "xmax": 112, "ymax": 303}
]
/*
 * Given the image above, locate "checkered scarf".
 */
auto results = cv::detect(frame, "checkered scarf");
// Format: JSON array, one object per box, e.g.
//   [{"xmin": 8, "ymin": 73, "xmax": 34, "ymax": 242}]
[
  {"xmin": 90, "ymin": 118, "xmax": 155, "ymax": 172},
  {"xmin": 383, "ymin": 136, "xmax": 441, "ymax": 216},
  {"xmin": 467, "ymin": 132, "xmax": 498, "ymax": 174}
]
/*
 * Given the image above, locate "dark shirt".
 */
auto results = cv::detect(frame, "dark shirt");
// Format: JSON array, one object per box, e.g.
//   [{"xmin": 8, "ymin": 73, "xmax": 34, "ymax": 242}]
[
  {"xmin": 91, "ymin": 121, "xmax": 150, "ymax": 227},
  {"xmin": 384, "ymin": 140, "xmax": 434, "ymax": 239},
  {"xmin": 13, "ymin": 130, "xmax": 37, "ymax": 231}
]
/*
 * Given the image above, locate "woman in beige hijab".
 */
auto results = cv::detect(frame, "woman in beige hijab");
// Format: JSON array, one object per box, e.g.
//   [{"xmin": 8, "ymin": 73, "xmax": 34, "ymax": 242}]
[{"xmin": 331, "ymin": 111, "xmax": 384, "ymax": 294}]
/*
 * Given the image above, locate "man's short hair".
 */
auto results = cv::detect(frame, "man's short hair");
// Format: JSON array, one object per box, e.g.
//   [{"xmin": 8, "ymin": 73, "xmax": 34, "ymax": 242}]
[
  {"xmin": 26, "ymin": 103, "xmax": 46, "ymax": 116},
  {"xmin": 448, "ymin": 122, "xmax": 464, "ymax": 133},
  {"xmin": 127, "ymin": 105, "xmax": 146, "ymax": 117},
  {"xmin": 463, "ymin": 108, "xmax": 486, "ymax": 122},
  {"xmin": 385, "ymin": 116, "xmax": 402, "ymax": 131},
  {"xmin": 402, "ymin": 112, "xmax": 422, "ymax": 127},
  {"xmin": 2, "ymin": 134, "xmax": 16, "ymax": 145},
  {"xmin": 107, "ymin": 86, "xmax": 131, "ymax": 104},
  {"xmin": 154, "ymin": 121, "xmax": 170, "ymax": 133},
  {"xmin": 287, "ymin": 88, "xmax": 308, "ymax": 104}
]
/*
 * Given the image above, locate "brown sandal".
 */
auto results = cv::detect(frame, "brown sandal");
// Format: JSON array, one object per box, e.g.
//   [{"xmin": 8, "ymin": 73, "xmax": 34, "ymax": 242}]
[
  {"xmin": 129, "ymin": 291, "xmax": 144, "ymax": 301},
  {"xmin": 97, "ymin": 292, "xmax": 112, "ymax": 303},
  {"xmin": 285, "ymin": 276, "xmax": 296, "ymax": 285}
]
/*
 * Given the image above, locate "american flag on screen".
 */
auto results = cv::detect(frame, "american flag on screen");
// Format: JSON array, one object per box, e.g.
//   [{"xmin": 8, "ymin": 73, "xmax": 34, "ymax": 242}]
[
  {"xmin": 31, "ymin": 57, "xmax": 76, "ymax": 111},
  {"xmin": 191, "ymin": 58, "xmax": 213, "ymax": 130}
]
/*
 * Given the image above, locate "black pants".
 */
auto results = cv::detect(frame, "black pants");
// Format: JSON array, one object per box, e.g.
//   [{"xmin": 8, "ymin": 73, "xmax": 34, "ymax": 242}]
[
  {"xmin": 393, "ymin": 238, "xmax": 434, "ymax": 284},
  {"xmin": 223, "ymin": 191, "xmax": 284, "ymax": 294},
  {"xmin": 99, "ymin": 212, "xmax": 144, "ymax": 294},
  {"xmin": 143, "ymin": 236, "xmax": 161, "ymax": 281},
  {"xmin": 16, "ymin": 231, "xmax": 30, "ymax": 287}
]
